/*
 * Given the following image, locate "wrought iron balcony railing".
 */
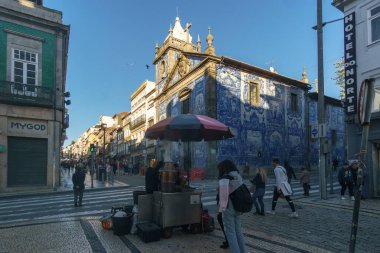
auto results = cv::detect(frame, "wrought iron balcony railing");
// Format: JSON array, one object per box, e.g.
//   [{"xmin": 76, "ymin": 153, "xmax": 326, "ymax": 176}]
[
  {"xmin": 0, "ymin": 80, "xmax": 54, "ymax": 107},
  {"xmin": 130, "ymin": 115, "xmax": 146, "ymax": 130}
]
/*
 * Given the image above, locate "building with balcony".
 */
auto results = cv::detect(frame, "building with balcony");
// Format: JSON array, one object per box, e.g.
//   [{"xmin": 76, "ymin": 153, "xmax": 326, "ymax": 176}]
[
  {"xmin": 0, "ymin": 0, "xmax": 70, "ymax": 192},
  {"xmin": 121, "ymin": 113, "xmax": 131, "ymax": 158},
  {"xmin": 129, "ymin": 80, "xmax": 155, "ymax": 166},
  {"xmin": 109, "ymin": 112, "xmax": 128, "ymax": 159},
  {"xmin": 333, "ymin": 0, "xmax": 380, "ymax": 197}
]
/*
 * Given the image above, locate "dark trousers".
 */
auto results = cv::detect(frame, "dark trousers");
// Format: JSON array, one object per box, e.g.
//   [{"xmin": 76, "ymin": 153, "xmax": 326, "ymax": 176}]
[
  {"xmin": 341, "ymin": 183, "xmax": 354, "ymax": 197},
  {"xmin": 271, "ymin": 187, "xmax": 295, "ymax": 212},
  {"xmin": 302, "ymin": 183, "xmax": 310, "ymax": 196},
  {"xmin": 74, "ymin": 188, "xmax": 84, "ymax": 205},
  {"xmin": 252, "ymin": 187, "xmax": 265, "ymax": 214}
]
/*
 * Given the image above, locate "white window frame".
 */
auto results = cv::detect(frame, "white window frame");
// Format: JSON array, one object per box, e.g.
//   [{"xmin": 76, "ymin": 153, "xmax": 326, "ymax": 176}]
[
  {"xmin": 10, "ymin": 48, "xmax": 39, "ymax": 97},
  {"xmin": 368, "ymin": 3, "xmax": 380, "ymax": 45}
]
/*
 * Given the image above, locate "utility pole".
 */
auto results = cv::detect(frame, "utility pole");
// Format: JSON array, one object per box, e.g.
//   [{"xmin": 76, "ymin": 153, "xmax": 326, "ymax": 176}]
[
  {"xmin": 103, "ymin": 127, "xmax": 106, "ymax": 167},
  {"xmin": 317, "ymin": 0, "xmax": 327, "ymax": 199}
]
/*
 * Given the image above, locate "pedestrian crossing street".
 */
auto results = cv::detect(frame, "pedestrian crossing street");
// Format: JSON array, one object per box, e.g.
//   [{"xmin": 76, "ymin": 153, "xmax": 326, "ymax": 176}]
[{"xmin": 0, "ymin": 182, "xmax": 341, "ymax": 226}]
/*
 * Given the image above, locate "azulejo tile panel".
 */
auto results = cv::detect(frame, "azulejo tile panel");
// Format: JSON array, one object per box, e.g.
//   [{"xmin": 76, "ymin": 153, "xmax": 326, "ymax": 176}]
[{"xmin": 216, "ymin": 65, "xmax": 308, "ymax": 168}]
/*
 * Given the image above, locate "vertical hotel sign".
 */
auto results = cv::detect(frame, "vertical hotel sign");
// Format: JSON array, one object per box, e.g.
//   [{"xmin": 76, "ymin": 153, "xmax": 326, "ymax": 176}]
[{"xmin": 344, "ymin": 12, "xmax": 357, "ymax": 115}]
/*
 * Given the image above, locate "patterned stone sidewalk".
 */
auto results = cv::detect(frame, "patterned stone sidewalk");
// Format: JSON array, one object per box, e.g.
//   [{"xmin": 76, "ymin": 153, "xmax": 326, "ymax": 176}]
[{"xmin": 0, "ymin": 216, "xmax": 337, "ymax": 253}]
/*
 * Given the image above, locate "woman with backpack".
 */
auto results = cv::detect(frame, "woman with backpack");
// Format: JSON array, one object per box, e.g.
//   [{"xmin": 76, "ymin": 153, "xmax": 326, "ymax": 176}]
[{"xmin": 218, "ymin": 159, "xmax": 247, "ymax": 253}]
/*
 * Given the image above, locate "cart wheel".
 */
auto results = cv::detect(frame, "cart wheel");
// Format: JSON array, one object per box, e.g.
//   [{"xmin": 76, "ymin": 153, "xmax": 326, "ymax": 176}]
[
  {"xmin": 162, "ymin": 227, "xmax": 173, "ymax": 238},
  {"xmin": 190, "ymin": 223, "xmax": 201, "ymax": 234}
]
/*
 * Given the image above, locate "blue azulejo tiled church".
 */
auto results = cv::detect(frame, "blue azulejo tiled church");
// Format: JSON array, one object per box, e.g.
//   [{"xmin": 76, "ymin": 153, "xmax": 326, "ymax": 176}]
[{"xmin": 152, "ymin": 17, "xmax": 345, "ymax": 177}]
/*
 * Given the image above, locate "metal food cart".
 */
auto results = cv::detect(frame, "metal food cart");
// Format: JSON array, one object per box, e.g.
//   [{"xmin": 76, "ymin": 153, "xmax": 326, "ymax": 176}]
[
  {"xmin": 153, "ymin": 191, "xmax": 202, "ymax": 237},
  {"xmin": 140, "ymin": 114, "xmax": 234, "ymax": 238},
  {"xmin": 137, "ymin": 190, "xmax": 202, "ymax": 238}
]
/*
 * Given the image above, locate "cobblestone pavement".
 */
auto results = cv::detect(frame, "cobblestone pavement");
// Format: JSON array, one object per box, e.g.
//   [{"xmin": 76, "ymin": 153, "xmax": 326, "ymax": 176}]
[
  {"xmin": 242, "ymin": 195, "xmax": 380, "ymax": 253},
  {"xmin": 0, "ymin": 172, "xmax": 379, "ymax": 252},
  {"xmin": 0, "ymin": 216, "xmax": 337, "ymax": 253}
]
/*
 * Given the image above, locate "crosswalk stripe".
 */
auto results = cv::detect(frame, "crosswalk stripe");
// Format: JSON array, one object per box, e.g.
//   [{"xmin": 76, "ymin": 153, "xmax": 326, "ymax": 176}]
[{"xmin": 0, "ymin": 182, "xmax": 342, "ymax": 225}]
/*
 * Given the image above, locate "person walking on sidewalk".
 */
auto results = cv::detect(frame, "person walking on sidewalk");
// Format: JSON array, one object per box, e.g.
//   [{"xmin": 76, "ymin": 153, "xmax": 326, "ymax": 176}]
[
  {"xmin": 284, "ymin": 161, "xmax": 297, "ymax": 184},
  {"xmin": 218, "ymin": 159, "xmax": 247, "ymax": 253},
  {"xmin": 299, "ymin": 168, "xmax": 310, "ymax": 196},
  {"xmin": 338, "ymin": 162, "xmax": 354, "ymax": 200},
  {"xmin": 267, "ymin": 158, "xmax": 298, "ymax": 218},
  {"xmin": 72, "ymin": 164, "xmax": 86, "ymax": 207},
  {"xmin": 106, "ymin": 160, "xmax": 114, "ymax": 184},
  {"xmin": 250, "ymin": 167, "xmax": 267, "ymax": 216}
]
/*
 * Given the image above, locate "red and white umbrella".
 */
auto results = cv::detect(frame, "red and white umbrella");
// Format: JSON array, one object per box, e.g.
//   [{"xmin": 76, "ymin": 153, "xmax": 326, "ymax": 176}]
[{"xmin": 145, "ymin": 114, "xmax": 234, "ymax": 142}]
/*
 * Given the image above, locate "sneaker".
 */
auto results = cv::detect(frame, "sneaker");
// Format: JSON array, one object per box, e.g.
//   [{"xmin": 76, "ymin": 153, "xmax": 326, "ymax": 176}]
[
  {"xmin": 341, "ymin": 196, "xmax": 346, "ymax": 200},
  {"xmin": 266, "ymin": 210, "xmax": 275, "ymax": 215},
  {"xmin": 351, "ymin": 196, "xmax": 355, "ymax": 201},
  {"xmin": 288, "ymin": 212, "xmax": 299, "ymax": 218}
]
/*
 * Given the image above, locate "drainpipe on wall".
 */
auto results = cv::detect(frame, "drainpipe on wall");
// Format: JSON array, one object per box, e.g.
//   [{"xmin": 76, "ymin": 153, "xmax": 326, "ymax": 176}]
[{"xmin": 52, "ymin": 29, "xmax": 59, "ymax": 191}]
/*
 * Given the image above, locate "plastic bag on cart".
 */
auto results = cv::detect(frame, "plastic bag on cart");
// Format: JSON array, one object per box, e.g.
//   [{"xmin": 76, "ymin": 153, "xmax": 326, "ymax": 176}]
[
  {"xmin": 99, "ymin": 213, "xmax": 113, "ymax": 230},
  {"xmin": 99, "ymin": 207, "xmax": 126, "ymax": 230}
]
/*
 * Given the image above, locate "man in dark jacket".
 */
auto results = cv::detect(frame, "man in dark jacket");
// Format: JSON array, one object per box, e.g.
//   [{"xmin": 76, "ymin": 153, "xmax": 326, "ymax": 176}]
[
  {"xmin": 284, "ymin": 162, "xmax": 297, "ymax": 183},
  {"xmin": 338, "ymin": 162, "xmax": 354, "ymax": 200},
  {"xmin": 72, "ymin": 164, "xmax": 86, "ymax": 207},
  {"xmin": 145, "ymin": 160, "xmax": 161, "ymax": 194}
]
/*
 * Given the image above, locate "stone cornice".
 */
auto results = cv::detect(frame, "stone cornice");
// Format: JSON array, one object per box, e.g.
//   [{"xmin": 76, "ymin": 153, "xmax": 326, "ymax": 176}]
[
  {"xmin": 0, "ymin": 5, "xmax": 69, "ymax": 32},
  {"xmin": 220, "ymin": 57, "xmax": 311, "ymax": 91}
]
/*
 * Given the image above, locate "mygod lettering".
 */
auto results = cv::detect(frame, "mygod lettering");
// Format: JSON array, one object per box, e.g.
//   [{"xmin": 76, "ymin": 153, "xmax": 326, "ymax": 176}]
[{"xmin": 10, "ymin": 122, "xmax": 46, "ymax": 131}]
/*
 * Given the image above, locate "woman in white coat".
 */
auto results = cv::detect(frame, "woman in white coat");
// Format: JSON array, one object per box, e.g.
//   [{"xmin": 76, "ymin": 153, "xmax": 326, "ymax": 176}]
[{"xmin": 267, "ymin": 158, "xmax": 298, "ymax": 218}]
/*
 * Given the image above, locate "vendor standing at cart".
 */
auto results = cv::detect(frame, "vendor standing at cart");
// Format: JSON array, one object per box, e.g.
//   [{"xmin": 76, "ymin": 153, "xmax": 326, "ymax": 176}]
[
  {"xmin": 145, "ymin": 160, "xmax": 161, "ymax": 193},
  {"xmin": 173, "ymin": 163, "xmax": 181, "ymax": 186}
]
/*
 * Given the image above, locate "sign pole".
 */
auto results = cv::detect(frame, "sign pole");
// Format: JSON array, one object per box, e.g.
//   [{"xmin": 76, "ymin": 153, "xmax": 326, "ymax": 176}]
[{"xmin": 349, "ymin": 79, "xmax": 373, "ymax": 253}]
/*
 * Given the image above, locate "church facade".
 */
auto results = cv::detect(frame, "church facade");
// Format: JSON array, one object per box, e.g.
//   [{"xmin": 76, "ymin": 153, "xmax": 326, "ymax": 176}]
[{"xmin": 152, "ymin": 17, "xmax": 310, "ymax": 175}]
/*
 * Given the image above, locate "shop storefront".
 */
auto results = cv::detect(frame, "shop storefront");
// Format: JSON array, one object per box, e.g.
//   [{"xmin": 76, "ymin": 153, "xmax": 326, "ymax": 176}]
[{"xmin": 0, "ymin": 115, "xmax": 58, "ymax": 191}]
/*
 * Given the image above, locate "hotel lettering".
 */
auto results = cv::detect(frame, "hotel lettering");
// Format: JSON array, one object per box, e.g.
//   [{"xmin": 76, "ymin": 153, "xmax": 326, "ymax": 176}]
[{"xmin": 344, "ymin": 12, "xmax": 357, "ymax": 115}]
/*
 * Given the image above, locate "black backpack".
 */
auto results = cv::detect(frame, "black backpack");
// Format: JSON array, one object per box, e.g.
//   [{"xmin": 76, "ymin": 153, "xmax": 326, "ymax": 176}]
[{"xmin": 223, "ymin": 175, "xmax": 253, "ymax": 213}]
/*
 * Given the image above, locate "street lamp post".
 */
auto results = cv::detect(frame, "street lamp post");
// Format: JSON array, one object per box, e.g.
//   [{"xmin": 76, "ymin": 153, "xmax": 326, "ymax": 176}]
[
  {"xmin": 317, "ymin": 0, "xmax": 327, "ymax": 200},
  {"xmin": 101, "ymin": 123, "xmax": 107, "ymax": 182},
  {"xmin": 314, "ymin": 1, "xmax": 344, "ymax": 200}
]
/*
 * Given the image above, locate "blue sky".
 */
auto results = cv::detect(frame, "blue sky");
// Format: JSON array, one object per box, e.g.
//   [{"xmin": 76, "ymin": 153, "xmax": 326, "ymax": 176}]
[{"xmin": 44, "ymin": 1, "xmax": 344, "ymax": 146}]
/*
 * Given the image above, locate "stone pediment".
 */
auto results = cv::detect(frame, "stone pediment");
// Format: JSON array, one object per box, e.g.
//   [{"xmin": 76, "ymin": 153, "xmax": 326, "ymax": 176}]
[{"xmin": 161, "ymin": 53, "xmax": 191, "ymax": 93}]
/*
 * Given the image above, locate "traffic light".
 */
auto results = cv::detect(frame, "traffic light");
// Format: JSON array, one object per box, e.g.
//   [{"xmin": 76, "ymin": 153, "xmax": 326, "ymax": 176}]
[{"xmin": 90, "ymin": 144, "xmax": 95, "ymax": 153}]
